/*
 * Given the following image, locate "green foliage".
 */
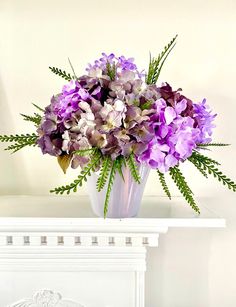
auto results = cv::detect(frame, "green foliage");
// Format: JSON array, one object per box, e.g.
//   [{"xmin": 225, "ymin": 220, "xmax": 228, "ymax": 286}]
[
  {"xmin": 169, "ymin": 166, "xmax": 200, "ymax": 214},
  {"xmin": 20, "ymin": 113, "xmax": 42, "ymax": 126},
  {"xmin": 49, "ymin": 67, "xmax": 73, "ymax": 81},
  {"xmin": 68, "ymin": 57, "xmax": 78, "ymax": 79},
  {"xmin": 96, "ymin": 156, "xmax": 112, "ymax": 191},
  {"xmin": 146, "ymin": 35, "xmax": 178, "ymax": 85},
  {"xmin": 106, "ymin": 62, "xmax": 116, "ymax": 81},
  {"xmin": 140, "ymin": 100, "xmax": 152, "ymax": 110},
  {"xmin": 192, "ymin": 151, "xmax": 220, "ymax": 165},
  {"xmin": 103, "ymin": 160, "xmax": 117, "ymax": 217},
  {"xmin": 115, "ymin": 156, "xmax": 126, "ymax": 181},
  {"xmin": 157, "ymin": 170, "xmax": 171, "ymax": 199},
  {"xmin": 126, "ymin": 153, "xmax": 141, "ymax": 184},
  {"xmin": 196, "ymin": 143, "xmax": 230, "ymax": 153},
  {"xmin": 188, "ymin": 157, "xmax": 208, "ymax": 178},
  {"xmin": 74, "ymin": 148, "xmax": 97, "ymax": 156},
  {"xmin": 197, "ymin": 143, "xmax": 230, "ymax": 149},
  {"xmin": 32, "ymin": 103, "xmax": 44, "ymax": 112},
  {"xmin": 189, "ymin": 151, "xmax": 236, "ymax": 192},
  {"xmin": 0, "ymin": 133, "xmax": 38, "ymax": 153},
  {"xmin": 50, "ymin": 150, "xmax": 102, "ymax": 195}
]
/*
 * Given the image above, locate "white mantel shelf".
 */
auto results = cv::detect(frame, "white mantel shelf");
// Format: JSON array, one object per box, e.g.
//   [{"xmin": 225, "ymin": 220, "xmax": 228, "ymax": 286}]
[
  {"xmin": 0, "ymin": 195, "xmax": 225, "ymax": 307},
  {"xmin": 0, "ymin": 195, "xmax": 225, "ymax": 248}
]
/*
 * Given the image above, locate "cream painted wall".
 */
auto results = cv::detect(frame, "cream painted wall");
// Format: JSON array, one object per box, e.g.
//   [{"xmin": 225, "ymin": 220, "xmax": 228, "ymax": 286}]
[
  {"xmin": 0, "ymin": 1, "xmax": 236, "ymax": 306},
  {"xmin": 0, "ymin": 0, "xmax": 235, "ymax": 196}
]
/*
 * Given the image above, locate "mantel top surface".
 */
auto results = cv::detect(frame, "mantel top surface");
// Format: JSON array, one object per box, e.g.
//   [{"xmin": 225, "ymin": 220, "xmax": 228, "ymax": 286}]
[{"xmin": 0, "ymin": 195, "xmax": 225, "ymax": 230}]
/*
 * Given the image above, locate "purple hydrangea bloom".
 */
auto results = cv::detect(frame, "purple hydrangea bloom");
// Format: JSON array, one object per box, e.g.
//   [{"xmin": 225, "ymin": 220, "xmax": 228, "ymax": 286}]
[
  {"xmin": 86, "ymin": 53, "xmax": 143, "ymax": 80},
  {"xmin": 193, "ymin": 99, "xmax": 216, "ymax": 144},
  {"xmin": 138, "ymin": 98, "xmax": 200, "ymax": 172}
]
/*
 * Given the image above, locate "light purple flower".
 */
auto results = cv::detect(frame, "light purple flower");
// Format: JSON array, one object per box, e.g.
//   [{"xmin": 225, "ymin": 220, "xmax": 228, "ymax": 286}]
[{"xmin": 193, "ymin": 98, "xmax": 217, "ymax": 144}]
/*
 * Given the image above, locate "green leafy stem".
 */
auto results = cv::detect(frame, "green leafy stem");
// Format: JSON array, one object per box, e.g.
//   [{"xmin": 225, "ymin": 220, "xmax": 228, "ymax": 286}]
[
  {"xmin": 49, "ymin": 67, "xmax": 73, "ymax": 81},
  {"xmin": 146, "ymin": 34, "xmax": 178, "ymax": 85},
  {"xmin": 0, "ymin": 133, "xmax": 38, "ymax": 153},
  {"xmin": 169, "ymin": 166, "xmax": 200, "ymax": 214},
  {"xmin": 189, "ymin": 151, "xmax": 236, "ymax": 191}
]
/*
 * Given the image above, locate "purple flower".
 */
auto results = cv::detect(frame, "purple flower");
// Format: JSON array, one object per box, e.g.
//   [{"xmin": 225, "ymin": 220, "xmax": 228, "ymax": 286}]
[{"xmin": 193, "ymin": 99, "xmax": 217, "ymax": 144}]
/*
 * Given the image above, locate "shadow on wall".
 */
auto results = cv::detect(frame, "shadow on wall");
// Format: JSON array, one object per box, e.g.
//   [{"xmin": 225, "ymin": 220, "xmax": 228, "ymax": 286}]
[{"xmin": 0, "ymin": 74, "xmax": 29, "ymax": 194}]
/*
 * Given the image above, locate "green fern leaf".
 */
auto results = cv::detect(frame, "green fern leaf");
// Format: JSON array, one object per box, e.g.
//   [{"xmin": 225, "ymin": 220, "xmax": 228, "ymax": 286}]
[
  {"xmin": 0, "ymin": 133, "xmax": 38, "ymax": 153},
  {"xmin": 103, "ymin": 160, "xmax": 117, "ymax": 217},
  {"xmin": 50, "ymin": 150, "xmax": 102, "ymax": 195},
  {"xmin": 126, "ymin": 153, "xmax": 141, "ymax": 184},
  {"xmin": 146, "ymin": 35, "xmax": 178, "ymax": 85},
  {"xmin": 189, "ymin": 151, "xmax": 236, "ymax": 192},
  {"xmin": 115, "ymin": 156, "xmax": 126, "ymax": 181},
  {"xmin": 188, "ymin": 157, "xmax": 208, "ymax": 178},
  {"xmin": 74, "ymin": 148, "xmax": 97, "ymax": 156},
  {"xmin": 49, "ymin": 67, "xmax": 73, "ymax": 81},
  {"xmin": 106, "ymin": 62, "xmax": 116, "ymax": 81},
  {"xmin": 157, "ymin": 170, "xmax": 171, "ymax": 199},
  {"xmin": 197, "ymin": 143, "xmax": 230, "ymax": 147},
  {"xmin": 96, "ymin": 156, "xmax": 112, "ymax": 191},
  {"xmin": 20, "ymin": 113, "xmax": 42, "ymax": 126},
  {"xmin": 32, "ymin": 103, "xmax": 44, "ymax": 112},
  {"xmin": 169, "ymin": 166, "xmax": 200, "ymax": 214}
]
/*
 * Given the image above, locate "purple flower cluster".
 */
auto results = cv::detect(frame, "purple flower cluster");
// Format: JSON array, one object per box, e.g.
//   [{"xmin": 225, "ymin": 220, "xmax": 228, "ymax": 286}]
[{"xmin": 37, "ymin": 54, "xmax": 216, "ymax": 172}]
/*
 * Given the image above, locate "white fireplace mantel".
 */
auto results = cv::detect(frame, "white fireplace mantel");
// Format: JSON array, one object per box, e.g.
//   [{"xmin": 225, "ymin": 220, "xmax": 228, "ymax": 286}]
[{"xmin": 0, "ymin": 195, "xmax": 225, "ymax": 307}]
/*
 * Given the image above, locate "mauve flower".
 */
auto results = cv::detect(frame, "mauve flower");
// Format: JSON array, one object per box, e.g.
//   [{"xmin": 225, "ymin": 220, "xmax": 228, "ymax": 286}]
[
  {"xmin": 37, "ymin": 135, "xmax": 62, "ymax": 156},
  {"xmin": 89, "ymin": 130, "xmax": 108, "ymax": 148}
]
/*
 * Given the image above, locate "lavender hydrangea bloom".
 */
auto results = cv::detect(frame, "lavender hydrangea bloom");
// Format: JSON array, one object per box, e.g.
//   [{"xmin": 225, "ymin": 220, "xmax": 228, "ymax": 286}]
[
  {"xmin": 193, "ymin": 99, "xmax": 217, "ymax": 144},
  {"xmin": 86, "ymin": 53, "xmax": 143, "ymax": 80},
  {"xmin": 138, "ymin": 98, "xmax": 200, "ymax": 172}
]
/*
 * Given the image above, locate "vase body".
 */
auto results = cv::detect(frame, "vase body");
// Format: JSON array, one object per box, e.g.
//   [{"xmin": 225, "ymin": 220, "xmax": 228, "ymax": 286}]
[{"xmin": 87, "ymin": 164, "xmax": 150, "ymax": 218}]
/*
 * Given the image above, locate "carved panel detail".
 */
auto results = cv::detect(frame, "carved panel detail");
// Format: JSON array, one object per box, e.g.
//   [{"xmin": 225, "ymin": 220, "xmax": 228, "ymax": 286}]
[{"xmin": 8, "ymin": 289, "xmax": 84, "ymax": 307}]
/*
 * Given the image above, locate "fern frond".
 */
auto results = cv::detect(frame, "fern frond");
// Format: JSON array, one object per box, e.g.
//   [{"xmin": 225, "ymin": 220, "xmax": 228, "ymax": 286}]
[
  {"xmin": 4, "ymin": 142, "xmax": 37, "ymax": 153},
  {"xmin": 49, "ymin": 67, "xmax": 73, "ymax": 81},
  {"xmin": 192, "ymin": 151, "xmax": 221, "ymax": 165},
  {"xmin": 188, "ymin": 157, "xmax": 208, "ymax": 178},
  {"xmin": 50, "ymin": 150, "xmax": 102, "ymax": 195},
  {"xmin": 32, "ymin": 103, "xmax": 44, "ymax": 112},
  {"xmin": 0, "ymin": 133, "xmax": 37, "ymax": 143},
  {"xmin": 126, "ymin": 153, "xmax": 141, "ymax": 184},
  {"xmin": 115, "ymin": 156, "xmax": 126, "ymax": 181},
  {"xmin": 96, "ymin": 156, "xmax": 112, "ymax": 191},
  {"xmin": 146, "ymin": 35, "xmax": 177, "ymax": 84},
  {"xmin": 169, "ymin": 166, "xmax": 200, "ymax": 214},
  {"xmin": 0, "ymin": 133, "xmax": 38, "ymax": 153},
  {"xmin": 20, "ymin": 113, "xmax": 42, "ymax": 126},
  {"xmin": 106, "ymin": 62, "xmax": 116, "ymax": 81},
  {"xmin": 103, "ymin": 160, "xmax": 117, "ymax": 217},
  {"xmin": 197, "ymin": 143, "xmax": 230, "ymax": 147},
  {"xmin": 157, "ymin": 170, "xmax": 171, "ymax": 199},
  {"xmin": 74, "ymin": 148, "xmax": 97, "ymax": 156},
  {"xmin": 68, "ymin": 57, "xmax": 78, "ymax": 79},
  {"xmin": 189, "ymin": 151, "xmax": 236, "ymax": 192},
  {"xmin": 140, "ymin": 100, "xmax": 152, "ymax": 110}
]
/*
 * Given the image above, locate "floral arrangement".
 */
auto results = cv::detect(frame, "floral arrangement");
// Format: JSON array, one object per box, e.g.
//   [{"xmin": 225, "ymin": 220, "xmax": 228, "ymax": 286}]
[{"xmin": 0, "ymin": 36, "xmax": 235, "ymax": 217}]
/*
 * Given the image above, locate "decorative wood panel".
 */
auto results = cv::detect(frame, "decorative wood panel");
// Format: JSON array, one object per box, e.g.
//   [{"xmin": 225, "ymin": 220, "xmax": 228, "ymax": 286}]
[{"xmin": 8, "ymin": 289, "xmax": 83, "ymax": 307}]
